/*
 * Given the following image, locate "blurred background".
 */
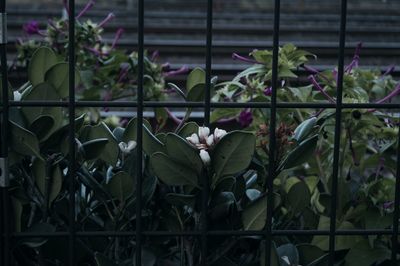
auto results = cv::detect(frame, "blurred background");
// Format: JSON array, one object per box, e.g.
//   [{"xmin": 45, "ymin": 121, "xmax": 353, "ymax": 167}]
[{"xmin": 6, "ymin": 0, "xmax": 400, "ymax": 88}]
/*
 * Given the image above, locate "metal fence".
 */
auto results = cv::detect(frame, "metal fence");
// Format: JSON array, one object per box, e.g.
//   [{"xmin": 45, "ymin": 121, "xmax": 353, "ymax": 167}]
[{"xmin": 0, "ymin": 0, "xmax": 400, "ymax": 265}]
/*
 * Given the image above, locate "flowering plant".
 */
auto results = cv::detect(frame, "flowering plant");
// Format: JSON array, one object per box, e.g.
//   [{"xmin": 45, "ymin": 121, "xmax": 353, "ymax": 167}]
[
  {"xmin": 4, "ymin": 16, "xmax": 400, "ymax": 264},
  {"xmin": 15, "ymin": 0, "xmax": 187, "ymax": 108}
]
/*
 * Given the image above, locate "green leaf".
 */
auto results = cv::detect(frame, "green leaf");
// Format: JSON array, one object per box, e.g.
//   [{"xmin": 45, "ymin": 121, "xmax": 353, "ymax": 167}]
[
  {"xmin": 210, "ymin": 192, "xmax": 236, "ymax": 220},
  {"xmin": 80, "ymin": 123, "xmax": 119, "ymax": 166},
  {"xmin": 123, "ymin": 117, "xmax": 164, "ymax": 156},
  {"xmin": 280, "ymin": 134, "xmax": 318, "ymax": 170},
  {"xmin": 210, "ymin": 108, "xmax": 241, "ymax": 123},
  {"xmin": 12, "ymin": 197, "xmax": 23, "ymax": 233},
  {"xmin": 28, "ymin": 47, "xmax": 58, "ymax": 86},
  {"xmin": 311, "ymin": 216, "xmax": 362, "ymax": 251},
  {"xmin": 212, "ymin": 131, "xmax": 256, "ymax": 183},
  {"xmin": 21, "ymin": 82, "xmax": 62, "ymax": 127},
  {"xmin": 44, "ymin": 62, "xmax": 81, "ymax": 98},
  {"xmin": 32, "ymin": 159, "xmax": 62, "ymax": 205},
  {"xmin": 284, "ymin": 177, "xmax": 311, "ymax": 213},
  {"xmin": 242, "ymin": 193, "xmax": 281, "ymax": 230},
  {"xmin": 293, "ymin": 117, "xmax": 317, "ymax": 143},
  {"xmin": 29, "ymin": 115, "xmax": 55, "ymax": 141},
  {"xmin": 165, "ymin": 133, "xmax": 203, "ymax": 174},
  {"xmin": 80, "ymin": 138, "xmax": 109, "ymax": 161},
  {"xmin": 177, "ymin": 122, "xmax": 199, "ymax": 138},
  {"xmin": 297, "ymin": 244, "xmax": 326, "ymax": 265},
  {"xmin": 150, "ymin": 152, "xmax": 199, "ymax": 187},
  {"xmin": 106, "ymin": 171, "xmax": 134, "ymax": 201},
  {"xmin": 186, "ymin": 67, "xmax": 205, "ymax": 92},
  {"xmin": 344, "ymin": 240, "xmax": 391, "ymax": 266},
  {"xmin": 277, "ymin": 244, "xmax": 299, "ymax": 265},
  {"xmin": 10, "ymin": 121, "xmax": 43, "ymax": 160}
]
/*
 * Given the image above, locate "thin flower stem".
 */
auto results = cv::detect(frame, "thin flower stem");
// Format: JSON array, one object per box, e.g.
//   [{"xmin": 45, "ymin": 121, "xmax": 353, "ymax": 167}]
[{"xmin": 308, "ymin": 75, "xmax": 336, "ymax": 103}]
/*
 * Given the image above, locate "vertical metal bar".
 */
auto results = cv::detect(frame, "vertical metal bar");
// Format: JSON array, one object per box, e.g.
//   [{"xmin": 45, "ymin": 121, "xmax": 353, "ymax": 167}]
[
  {"xmin": 264, "ymin": 0, "xmax": 280, "ymax": 264},
  {"xmin": 135, "ymin": 0, "xmax": 144, "ymax": 263},
  {"xmin": 0, "ymin": 1, "xmax": 9, "ymax": 265},
  {"xmin": 201, "ymin": 0, "xmax": 213, "ymax": 264},
  {"xmin": 68, "ymin": 0, "xmax": 76, "ymax": 265},
  {"xmin": 391, "ymin": 115, "xmax": 400, "ymax": 263},
  {"xmin": 328, "ymin": 0, "xmax": 347, "ymax": 265}
]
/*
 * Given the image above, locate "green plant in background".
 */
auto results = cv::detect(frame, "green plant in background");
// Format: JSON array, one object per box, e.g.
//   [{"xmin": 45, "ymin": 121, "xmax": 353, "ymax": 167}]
[
  {"xmin": 15, "ymin": 0, "xmax": 187, "ymax": 123},
  {"xmin": 4, "ymin": 34, "xmax": 400, "ymax": 265}
]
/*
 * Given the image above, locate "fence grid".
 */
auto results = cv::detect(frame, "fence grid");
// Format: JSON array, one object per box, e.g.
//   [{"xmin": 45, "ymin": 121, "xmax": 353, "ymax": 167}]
[{"xmin": 0, "ymin": 0, "xmax": 399, "ymax": 265}]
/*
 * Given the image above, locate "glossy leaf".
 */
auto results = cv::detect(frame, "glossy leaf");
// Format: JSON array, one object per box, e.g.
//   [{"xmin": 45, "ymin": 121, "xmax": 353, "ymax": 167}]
[
  {"xmin": 106, "ymin": 171, "xmax": 134, "ymax": 201},
  {"xmin": 45, "ymin": 62, "xmax": 81, "ymax": 98},
  {"xmin": 28, "ymin": 47, "xmax": 58, "ymax": 86},
  {"xmin": 165, "ymin": 133, "xmax": 203, "ymax": 174},
  {"xmin": 212, "ymin": 131, "xmax": 256, "ymax": 183},
  {"xmin": 150, "ymin": 152, "xmax": 199, "ymax": 187}
]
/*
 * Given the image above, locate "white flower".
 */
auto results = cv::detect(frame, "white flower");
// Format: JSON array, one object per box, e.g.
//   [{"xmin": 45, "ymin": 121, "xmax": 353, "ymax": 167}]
[
  {"xmin": 206, "ymin": 134, "xmax": 214, "ymax": 146},
  {"xmin": 13, "ymin": 91, "xmax": 21, "ymax": 101},
  {"xmin": 198, "ymin": 126, "xmax": 210, "ymax": 141},
  {"xmin": 199, "ymin": 149, "xmax": 211, "ymax": 165},
  {"xmin": 119, "ymin": 140, "xmax": 137, "ymax": 154},
  {"xmin": 214, "ymin": 128, "xmax": 227, "ymax": 140},
  {"xmin": 186, "ymin": 133, "xmax": 200, "ymax": 145}
]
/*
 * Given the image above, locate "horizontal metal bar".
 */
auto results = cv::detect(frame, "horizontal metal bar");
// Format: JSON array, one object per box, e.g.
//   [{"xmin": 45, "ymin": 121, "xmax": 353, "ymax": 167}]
[
  {"xmin": 9, "ymin": 229, "xmax": 394, "ymax": 238},
  {"xmin": 2, "ymin": 101, "xmax": 399, "ymax": 109}
]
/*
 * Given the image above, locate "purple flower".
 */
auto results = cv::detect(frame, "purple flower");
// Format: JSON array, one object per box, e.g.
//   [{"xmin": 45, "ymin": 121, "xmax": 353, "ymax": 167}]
[
  {"xmin": 23, "ymin": 20, "xmax": 42, "ymax": 35},
  {"xmin": 264, "ymin": 86, "xmax": 272, "ymax": 96},
  {"xmin": 375, "ymin": 83, "xmax": 400, "ymax": 104},
  {"xmin": 151, "ymin": 50, "xmax": 159, "ymax": 61},
  {"xmin": 232, "ymin": 53, "xmax": 258, "ymax": 64},
  {"xmin": 238, "ymin": 109, "xmax": 253, "ymax": 127},
  {"xmin": 383, "ymin": 65, "xmax": 395, "ymax": 76},
  {"xmin": 345, "ymin": 42, "xmax": 362, "ymax": 73},
  {"xmin": 383, "ymin": 201, "xmax": 394, "ymax": 210},
  {"xmin": 163, "ymin": 65, "xmax": 190, "ymax": 77},
  {"xmin": 309, "ymin": 75, "xmax": 336, "ymax": 103},
  {"xmin": 111, "ymin": 28, "xmax": 124, "ymax": 50},
  {"xmin": 98, "ymin": 13, "xmax": 115, "ymax": 28},
  {"xmin": 76, "ymin": 0, "xmax": 95, "ymax": 20}
]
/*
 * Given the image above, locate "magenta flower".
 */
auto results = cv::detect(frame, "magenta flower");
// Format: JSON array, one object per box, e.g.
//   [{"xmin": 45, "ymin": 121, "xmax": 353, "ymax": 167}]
[
  {"xmin": 111, "ymin": 28, "xmax": 124, "ymax": 50},
  {"xmin": 238, "ymin": 109, "xmax": 253, "ymax": 127},
  {"xmin": 309, "ymin": 75, "xmax": 336, "ymax": 103},
  {"xmin": 23, "ymin": 21, "xmax": 43, "ymax": 35},
  {"xmin": 345, "ymin": 42, "xmax": 362, "ymax": 73},
  {"xmin": 98, "ymin": 13, "xmax": 115, "ymax": 28},
  {"xmin": 264, "ymin": 86, "xmax": 272, "ymax": 96},
  {"xmin": 232, "ymin": 53, "xmax": 258, "ymax": 64},
  {"xmin": 76, "ymin": 0, "xmax": 95, "ymax": 20},
  {"xmin": 163, "ymin": 65, "xmax": 190, "ymax": 77},
  {"xmin": 383, "ymin": 65, "xmax": 395, "ymax": 76}
]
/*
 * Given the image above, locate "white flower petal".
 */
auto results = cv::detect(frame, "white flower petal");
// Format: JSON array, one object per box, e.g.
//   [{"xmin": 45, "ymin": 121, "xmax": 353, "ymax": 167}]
[
  {"xmin": 206, "ymin": 134, "xmax": 214, "ymax": 146},
  {"xmin": 198, "ymin": 126, "xmax": 210, "ymax": 140},
  {"xmin": 186, "ymin": 133, "xmax": 200, "ymax": 145},
  {"xmin": 13, "ymin": 91, "xmax": 22, "ymax": 101},
  {"xmin": 127, "ymin": 140, "xmax": 137, "ymax": 151},
  {"xmin": 214, "ymin": 128, "xmax": 227, "ymax": 140},
  {"xmin": 199, "ymin": 149, "xmax": 211, "ymax": 165}
]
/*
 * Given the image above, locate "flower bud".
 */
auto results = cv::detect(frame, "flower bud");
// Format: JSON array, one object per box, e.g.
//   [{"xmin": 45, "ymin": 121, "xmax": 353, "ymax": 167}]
[
  {"xmin": 199, "ymin": 149, "xmax": 211, "ymax": 165},
  {"xmin": 206, "ymin": 134, "xmax": 214, "ymax": 146},
  {"xmin": 186, "ymin": 133, "xmax": 200, "ymax": 145},
  {"xmin": 119, "ymin": 140, "xmax": 137, "ymax": 154},
  {"xmin": 214, "ymin": 128, "xmax": 227, "ymax": 140},
  {"xmin": 198, "ymin": 126, "xmax": 210, "ymax": 140}
]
